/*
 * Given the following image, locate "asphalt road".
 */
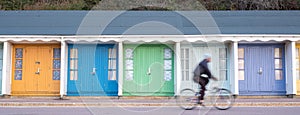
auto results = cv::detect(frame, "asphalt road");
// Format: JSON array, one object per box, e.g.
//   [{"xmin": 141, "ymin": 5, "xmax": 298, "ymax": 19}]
[{"xmin": 1, "ymin": 106, "xmax": 300, "ymax": 115}]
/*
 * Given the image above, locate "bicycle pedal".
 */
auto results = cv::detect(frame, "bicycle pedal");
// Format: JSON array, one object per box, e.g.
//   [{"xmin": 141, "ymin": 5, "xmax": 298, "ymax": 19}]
[{"xmin": 197, "ymin": 102, "xmax": 206, "ymax": 106}]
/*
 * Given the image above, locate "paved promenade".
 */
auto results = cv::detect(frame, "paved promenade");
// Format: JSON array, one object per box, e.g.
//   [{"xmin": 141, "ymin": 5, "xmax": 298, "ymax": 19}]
[{"xmin": 1, "ymin": 96, "xmax": 300, "ymax": 107}]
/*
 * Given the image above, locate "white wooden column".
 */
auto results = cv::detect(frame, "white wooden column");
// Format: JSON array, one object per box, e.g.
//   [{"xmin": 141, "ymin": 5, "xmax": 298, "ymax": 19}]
[
  {"xmin": 118, "ymin": 41, "xmax": 123, "ymax": 96},
  {"xmin": 285, "ymin": 41, "xmax": 296, "ymax": 95},
  {"xmin": 2, "ymin": 42, "xmax": 12, "ymax": 95},
  {"xmin": 60, "ymin": 40, "xmax": 68, "ymax": 97},
  {"xmin": 230, "ymin": 41, "xmax": 239, "ymax": 95},
  {"xmin": 292, "ymin": 41, "xmax": 297, "ymax": 95},
  {"xmin": 175, "ymin": 42, "xmax": 181, "ymax": 96}
]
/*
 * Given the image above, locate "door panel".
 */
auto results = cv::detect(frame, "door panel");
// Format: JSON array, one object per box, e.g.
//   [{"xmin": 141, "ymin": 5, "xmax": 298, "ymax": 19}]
[
  {"xmin": 96, "ymin": 46, "xmax": 107, "ymax": 93},
  {"xmin": 79, "ymin": 46, "xmax": 94, "ymax": 93},
  {"xmin": 297, "ymin": 81, "xmax": 300, "ymax": 95},
  {"xmin": 96, "ymin": 46, "xmax": 118, "ymax": 94},
  {"xmin": 12, "ymin": 45, "xmax": 60, "ymax": 95},
  {"xmin": 38, "ymin": 47, "xmax": 52, "ymax": 92},
  {"xmin": 246, "ymin": 47, "xmax": 261, "ymax": 92},
  {"xmin": 73, "ymin": 45, "xmax": 98, "ymax": 94},
  {"xmin": 246, "ymin": 47, "xmax": 273, "ymax": 92},
  {"xmin": 260, "ymin": 47, "xmax": 274, "ymax": 92},
  {"xmin": 49, "ymin": 48, "xmax": 61, "ymax": 92},
  {"xmin": 180, "ymin": 46, "xmax": 229, "ymax": 93},
  {"xmin": 24, "ymin": 46, "xmax": 38, "ymax": 92},
  {"xmin": 67, "ymin": 44, "xmax": 117, "ymax": 96},
  {"xmin": 296, "ymin": 45, "xmax": 300, "ymax": 95},
  {"xmin": 123, "ymin": 44, "xmax": 174, "ymax": 96},
  {"xmin": 12, "ymin": 48, "xmax": 25, "ymax": 92},
  {"xmin": 239, "ymin": 45, "xmax": 285, "ymax": 95},
  {"xmin": 134, "ymin": 46, "xmax": 163, "ymax": 94}
]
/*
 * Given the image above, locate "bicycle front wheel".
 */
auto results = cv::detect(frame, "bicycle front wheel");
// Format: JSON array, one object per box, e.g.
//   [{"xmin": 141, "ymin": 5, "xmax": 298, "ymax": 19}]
[
  {"xmin": 176, "ymin": 88, "xmax": 197, "ymax": 110},
  {"xmin": 212, "ymin": 88, "xmax": 234, "ymax": 110}
]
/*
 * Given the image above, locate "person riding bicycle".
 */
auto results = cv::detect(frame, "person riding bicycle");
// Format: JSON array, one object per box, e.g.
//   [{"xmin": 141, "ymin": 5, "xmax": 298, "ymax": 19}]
[{"xmin": 193, "ymin": 54, "xmax": 217, "ymax": 104}]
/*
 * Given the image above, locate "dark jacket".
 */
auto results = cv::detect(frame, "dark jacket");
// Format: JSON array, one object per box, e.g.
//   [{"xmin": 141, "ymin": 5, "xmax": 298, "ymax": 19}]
[{"xmin": 198, "ymin": 59, "xmax": 212, "ymax": 79}]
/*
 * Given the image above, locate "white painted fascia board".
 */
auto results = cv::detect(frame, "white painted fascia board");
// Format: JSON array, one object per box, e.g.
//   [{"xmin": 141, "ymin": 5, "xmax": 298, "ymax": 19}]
[
  {"xmin": 0, "ymin": 35, "xmax": 61, "ymax": 42},
  {"xmin": 63, "ymin": 36, "xmax": 121, "ymax": 43},
  {"xmin": 70, "ymin": 35, "xmax": 300, "ymax": 42},
  {"xmin": 1, "ymin": 35, "xmax": 300, "ymax": 43}
]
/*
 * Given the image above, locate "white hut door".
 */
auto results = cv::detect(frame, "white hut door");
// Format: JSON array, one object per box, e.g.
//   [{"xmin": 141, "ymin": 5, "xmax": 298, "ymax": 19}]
[{"xmin": 180, "ymin": 47, "xmax": 227, "ymax": 91}]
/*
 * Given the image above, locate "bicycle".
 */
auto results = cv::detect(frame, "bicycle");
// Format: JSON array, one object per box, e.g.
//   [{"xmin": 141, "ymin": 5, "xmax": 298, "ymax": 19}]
[{"xmin": 176, "ymin": 83, "xmax": 235, "ymax": 110}]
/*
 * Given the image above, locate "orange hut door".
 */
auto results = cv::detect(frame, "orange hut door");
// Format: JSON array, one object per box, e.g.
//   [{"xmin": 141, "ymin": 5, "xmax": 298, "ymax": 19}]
[
  {"xmin": 296, "ymin": 44, "xmax": 300, "ymax": 95},
  {"xmin": 12, "ymin": 45, "xmax": 60, "ymax": 95},
  {"xmin": 24, "ymin": 46, "xmax": 39, "ymax": 92},
  {"xmin": 37, "ymin": 46, "xmax": 52, "ymax": 92}
]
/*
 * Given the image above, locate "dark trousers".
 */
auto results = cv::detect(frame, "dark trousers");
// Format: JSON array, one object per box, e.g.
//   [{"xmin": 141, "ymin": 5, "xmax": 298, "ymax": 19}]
[{"xmin": 198, "ymin": 77, "xmax": 209, "ymax": 100}]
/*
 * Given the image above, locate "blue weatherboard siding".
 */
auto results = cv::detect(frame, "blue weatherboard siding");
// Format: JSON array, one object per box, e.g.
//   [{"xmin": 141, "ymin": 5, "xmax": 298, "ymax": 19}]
[
  {"xmin": 0, "ymin": 11, "xmax": 300, "ymax": 35},
  {"xmin": 239, "ymin": 44, "xmax": 286, "ymax": 95},
  {"xmin": 67, "ymin": 44, "xmax": 117, "ymax": 96}
]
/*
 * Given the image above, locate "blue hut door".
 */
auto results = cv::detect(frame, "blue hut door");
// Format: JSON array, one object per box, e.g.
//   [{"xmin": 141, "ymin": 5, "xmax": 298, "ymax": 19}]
[
  {"xmin": 239, "ymin": 45, "xmax": 285, "ymax": 95},
  {"xmin": 67, "ymin": 45, "xmax": 98, "ymax": 96},
  {"xmin": 67, "ymin": 44, "xmax": 117, "ymax": 96},
  {"xmin": 95, "ymin": 46, "xmax": 118, "ymax": 95}
]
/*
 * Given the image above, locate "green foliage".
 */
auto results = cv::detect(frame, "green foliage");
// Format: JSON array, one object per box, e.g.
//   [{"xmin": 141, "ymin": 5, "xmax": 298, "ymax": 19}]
[
  {"xmin": 198, "ymin": 0, "xmax": 300, "ymax": 10},
  {"xmin": 0, "ymin": 0, "xmax": 101, "ymax": 10},
  {"xmin": 130, "ymin": 6, "xmax": 170, "ymax": 11},
  {"xmin": 0, "ymin": 0, "xmax": 34, "ymax": 10},
  {"xmin": 82, "ymin": 0, "xmax": 100, "ymax": 10}
]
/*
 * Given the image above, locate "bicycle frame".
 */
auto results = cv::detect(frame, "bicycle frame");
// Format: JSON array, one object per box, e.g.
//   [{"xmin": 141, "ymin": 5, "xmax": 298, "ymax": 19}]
[{"xmin": 176, "ymin": 81, "xmax": 234, "ymax": 110}]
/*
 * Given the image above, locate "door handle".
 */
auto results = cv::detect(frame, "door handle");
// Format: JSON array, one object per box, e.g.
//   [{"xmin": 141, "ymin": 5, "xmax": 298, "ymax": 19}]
[
  {"xmin": 35, "ymin": 68, "xmax": 40, "ymax": 74},
  {"xmin": 91, "ymin": 68, "xmax": 96, "ymax": 75},
  {"xmin": 258, "ymin": 67, "xmax": 263, "ymax": 75},
  {"xmin": 147, "ymin": 68, "xmax": 151, "ymax": 75}
]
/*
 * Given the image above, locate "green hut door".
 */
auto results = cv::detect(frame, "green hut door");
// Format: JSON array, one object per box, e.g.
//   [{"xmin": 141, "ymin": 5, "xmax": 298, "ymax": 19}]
[{"xmin": 123, "ymin": 45, "xmax": 174, "ymax": 96}]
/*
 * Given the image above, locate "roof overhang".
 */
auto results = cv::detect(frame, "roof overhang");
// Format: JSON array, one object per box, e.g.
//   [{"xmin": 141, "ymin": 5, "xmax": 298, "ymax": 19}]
[
  {"xmin": 63, "ymin": 35, "xmax": 300, "ymax": 43},
  {"xmin": 0, "ymin": 36, "xmax": 61, "ymax": 43},
  {"xmin": 1, "ymin": 35, "xmax": 300, "ymax": 43}
]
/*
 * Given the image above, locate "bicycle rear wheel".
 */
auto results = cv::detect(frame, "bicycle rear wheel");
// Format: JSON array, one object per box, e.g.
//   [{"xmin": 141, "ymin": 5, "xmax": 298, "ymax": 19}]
[
  {"xmin": 176, "ymin": 88, "xmax": 197, "ymax": 110},
  {"xmin": 212, "ymin": 88, "xmax": 234, "ymax": 110}
]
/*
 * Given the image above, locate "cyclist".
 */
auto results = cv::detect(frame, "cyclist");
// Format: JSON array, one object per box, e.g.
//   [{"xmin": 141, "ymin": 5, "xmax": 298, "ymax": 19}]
[{"xmin": 193, "ymin": 54, "xmax": 217, "ymax": 104}]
